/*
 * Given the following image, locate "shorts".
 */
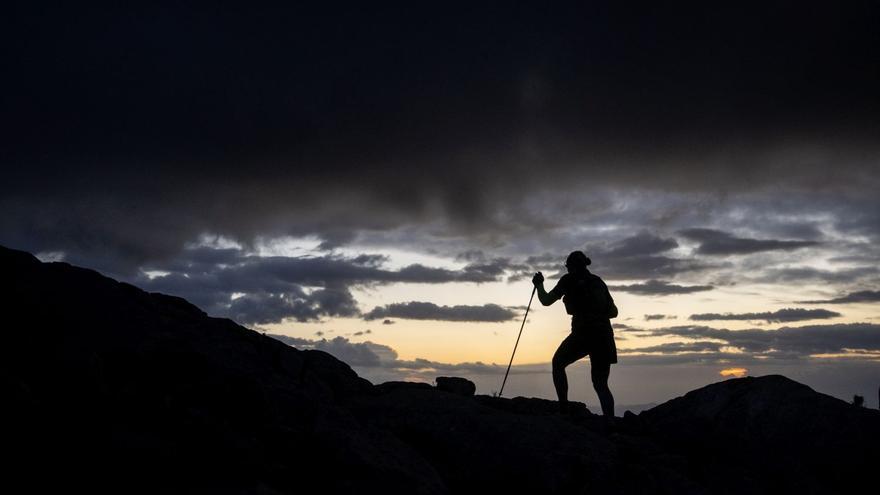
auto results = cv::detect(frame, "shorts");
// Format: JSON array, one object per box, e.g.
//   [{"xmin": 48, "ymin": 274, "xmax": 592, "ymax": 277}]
[{"xmin": 558, "ymin": 316, "xmax": 618, "ymax": 365}]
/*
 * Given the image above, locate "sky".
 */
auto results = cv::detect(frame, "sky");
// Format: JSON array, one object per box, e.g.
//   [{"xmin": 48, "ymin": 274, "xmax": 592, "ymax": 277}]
[{"xmin": 3, "ymin": 2, "xmax": 879, "ymax": 411}]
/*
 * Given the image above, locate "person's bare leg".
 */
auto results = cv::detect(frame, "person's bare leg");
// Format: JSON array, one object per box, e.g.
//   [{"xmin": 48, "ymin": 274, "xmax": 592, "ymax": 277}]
[
  {"xmin": 553, "ymin": 334, "xmax": 588, "ymax": 411},
  {"xmin": 591, "ymin": 361, "xmax": 615, "ymax": 417},
  {"xmin": 552, "ymin": 348, "xmax": 573, "ymax": 404}
]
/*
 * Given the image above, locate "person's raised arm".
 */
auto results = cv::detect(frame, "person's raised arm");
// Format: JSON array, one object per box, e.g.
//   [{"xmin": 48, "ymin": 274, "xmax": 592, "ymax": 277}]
[{"xmin": 532, "ymin": 272, "xmax": 560, "ymax": 306}]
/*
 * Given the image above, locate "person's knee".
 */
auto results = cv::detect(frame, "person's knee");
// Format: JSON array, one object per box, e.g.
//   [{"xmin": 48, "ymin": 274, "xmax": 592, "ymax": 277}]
[{"xmin": 552, "ymin": 353, "xmax": 569, "ymax": 371}]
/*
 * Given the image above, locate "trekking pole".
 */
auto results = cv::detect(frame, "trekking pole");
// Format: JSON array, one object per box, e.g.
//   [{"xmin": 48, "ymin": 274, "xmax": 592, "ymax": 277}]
[{"xmin": 499, "ymin": 286, "xmax": 536, "ymax": 397}]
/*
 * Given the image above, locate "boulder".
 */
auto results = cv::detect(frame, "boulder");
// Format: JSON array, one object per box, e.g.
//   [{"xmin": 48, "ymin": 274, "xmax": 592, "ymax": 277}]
[{"xmin": 435, "ymin": 376, "xmax": 476, "ymax": 396}]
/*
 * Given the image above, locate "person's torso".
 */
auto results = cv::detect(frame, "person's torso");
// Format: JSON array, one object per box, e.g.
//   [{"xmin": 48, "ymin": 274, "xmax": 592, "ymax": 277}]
[{"xmin": 562, "ymin": 271, "xmax": 610, "ymax": 321}]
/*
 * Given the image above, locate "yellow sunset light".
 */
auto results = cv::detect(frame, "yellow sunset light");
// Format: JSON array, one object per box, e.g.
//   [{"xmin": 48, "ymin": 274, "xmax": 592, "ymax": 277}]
[{"xmin": 719, "ymin": 367, "xmax": 748, "ymax": 378}]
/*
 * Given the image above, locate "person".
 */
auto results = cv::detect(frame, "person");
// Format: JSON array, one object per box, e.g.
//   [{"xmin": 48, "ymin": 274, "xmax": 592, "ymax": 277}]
[{"xmin": 532, "ymin": 251, "xmax": 618, "ymax": 417}]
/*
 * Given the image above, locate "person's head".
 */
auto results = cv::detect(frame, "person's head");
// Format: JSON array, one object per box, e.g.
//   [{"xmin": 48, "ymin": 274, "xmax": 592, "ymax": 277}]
[{"xmin": 565, "ymin": 251, "xmax": 591, "ymax": 274}]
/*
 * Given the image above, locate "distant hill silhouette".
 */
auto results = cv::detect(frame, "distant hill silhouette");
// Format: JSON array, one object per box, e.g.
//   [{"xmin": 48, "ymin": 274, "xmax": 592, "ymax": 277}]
[{"xmin": 2, "ymin": 245, "xmax": 878, "ymax": 494}]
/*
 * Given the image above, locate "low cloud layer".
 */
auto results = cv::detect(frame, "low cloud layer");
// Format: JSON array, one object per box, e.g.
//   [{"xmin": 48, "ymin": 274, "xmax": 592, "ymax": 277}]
[
  {"xmin": 756, "ymin": 267, "xmax": 879, "ymax": 285},
  {"xmin": 271, "ymin": 332, "xmax": 880, "ymax": 408},
  {"xmin": 633, "ymin": 323, "xmax": 880, "ymax": 360},
  {"xmin": 268, "ymin": 335, "xmax": 399, "ymax": 367},
  {"xmin": 678, "ymin": 228, "xmax": 820, "ymax": 256},
  {"xmin": 225, "ymin": 288, "xmax": 359, "ymax": 324},
  {"xmin": 689, "ymin": 308, "xmax": 841, "ymax": 323},
  {"xmin": 801, "ymin": 290, "xmax": 880, "ymax": 304},
  {"xmin": 610, "ymin": 279, "xmax": 714, "ymax": 296},
  {"xmin": 528, "ymin": 232, "xmax": 724, "ymax": 282},
  {"xmin": 268, "ymin": 335, "xmax": 509, "ymax": 376},
  {"xmin": 135, "ymin": 246, "xmax": 512, "ymax": 324},
  {"xmin": 364, "ymin": 302, "xmax": 517, "ymax": 322},
  {"xmin": 589, "ymin": 233, "xmax": 719, "ymax": 280},
  {"xmin": 269, "ymin": 321, "xmax": 880, "ymax": 381},
  {"xmin": 644, "ymin": 314, "xmax": 677, "ymax": 321}
]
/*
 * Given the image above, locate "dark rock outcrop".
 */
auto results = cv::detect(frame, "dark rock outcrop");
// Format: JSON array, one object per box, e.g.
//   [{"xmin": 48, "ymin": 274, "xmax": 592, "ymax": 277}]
[
  {"xmin": 639, "ymin": 374, "xmax": 880, "ymax": 494},
  {"xmin": 2, "ymin": 245, "xmax": 878, "ymax": 494},
  {"xmin": 435, "ymin": 376, "xmax": 476, "ymax": 396}
]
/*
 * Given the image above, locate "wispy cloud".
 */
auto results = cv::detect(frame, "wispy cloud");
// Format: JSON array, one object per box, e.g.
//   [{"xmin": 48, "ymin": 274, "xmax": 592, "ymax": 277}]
[
  {"xmin": 611, "ymin": 279, "xmax": 713, "ymax": 296},
  {"xmin": 689, "ymin": 308, "xmax": 841, "ymax": 323},
  {"xmin": 757, "ymin": 267, "xmax": 878, "ymax": 284},
  {"xmin": 645, "ymin": 314, "xmax": 677, "ymax": 321},
  {"xmin": 800, "ymin": 290, "xmax": 880, "ymax": 304},
  {"xmin": 638, "ymin": 323, "xmax": 880, "ymax": 358},
  {"xmin": 678, "ymin": 228, "xmax": 820, "ymax": 255},
  {"xmin": 364, "ymin": 301, "xmax": 517, "ymax": 322},
  {"xmin": 521, "ymin": 232, "xmax": 727, "ymax": 281}
]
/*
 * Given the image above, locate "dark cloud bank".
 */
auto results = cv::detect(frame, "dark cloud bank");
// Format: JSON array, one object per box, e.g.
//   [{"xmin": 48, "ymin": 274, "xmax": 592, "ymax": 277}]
[
  {"xmin": 136, "ymin": 246, "xmax": 514, "ymax": 324},
  {"xmin": 678, "ymin": 228, "xmax": 820, "ymax": 255},
  {"xmin": 3, "ymin": 2, "xmax": 879, "ymax": 274},
  {"xmin": 1, "ymin": 3, "xmax": 877, "ymax": 333},
  {"xmin": 124, "ymin": 227, "xmax": 876, "ymax": 325},
  {"xmin": 527, "ymin": 232, "xmax": 718, "ymax": 283}
]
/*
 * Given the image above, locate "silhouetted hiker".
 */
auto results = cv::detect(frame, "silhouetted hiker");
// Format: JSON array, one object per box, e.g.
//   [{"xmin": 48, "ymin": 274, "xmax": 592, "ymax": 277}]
[{"xmin": 533, "ymin": 251, "xmax": 618, "ymax": 417}]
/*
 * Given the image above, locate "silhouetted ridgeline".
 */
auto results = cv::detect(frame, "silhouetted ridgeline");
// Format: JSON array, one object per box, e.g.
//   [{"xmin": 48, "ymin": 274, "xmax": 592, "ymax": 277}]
[{"xmin": 2, "ymin": 245, "xmax": 878, "ymax": 494}]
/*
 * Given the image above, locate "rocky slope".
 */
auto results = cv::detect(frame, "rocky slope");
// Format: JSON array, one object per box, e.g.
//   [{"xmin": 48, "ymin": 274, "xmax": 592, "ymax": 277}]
[{"xmin": 2, "ymin": 245, "xmax": 877, "ymax": 494}]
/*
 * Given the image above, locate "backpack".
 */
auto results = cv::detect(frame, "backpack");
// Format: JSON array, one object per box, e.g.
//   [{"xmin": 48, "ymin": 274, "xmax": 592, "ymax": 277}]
[{"xmin": 563, "ymin": 273, "xmax": 618, "ymax": 319}]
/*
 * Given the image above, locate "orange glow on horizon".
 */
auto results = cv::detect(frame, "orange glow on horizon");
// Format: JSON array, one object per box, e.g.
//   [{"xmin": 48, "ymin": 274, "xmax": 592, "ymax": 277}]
[{"xmin": 719, "ymin": 367, "xmax": 748, "ymax": 378}]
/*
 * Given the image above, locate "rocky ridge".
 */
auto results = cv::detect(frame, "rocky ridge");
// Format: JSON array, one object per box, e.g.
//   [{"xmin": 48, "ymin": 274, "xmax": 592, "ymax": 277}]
[{"xmin": 2, "ymin": 245, "xmax": 877, "ymax": 494}]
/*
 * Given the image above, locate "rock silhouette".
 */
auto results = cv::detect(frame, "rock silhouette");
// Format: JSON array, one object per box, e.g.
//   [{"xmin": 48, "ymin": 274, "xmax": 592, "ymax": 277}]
[
  {"xmin": 2, "ymin": 245, "xmax": 878, "ymax": 494},
  {"xmin": 435, "ymin": 376, "xmax": 476, "ymax": 396}
]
